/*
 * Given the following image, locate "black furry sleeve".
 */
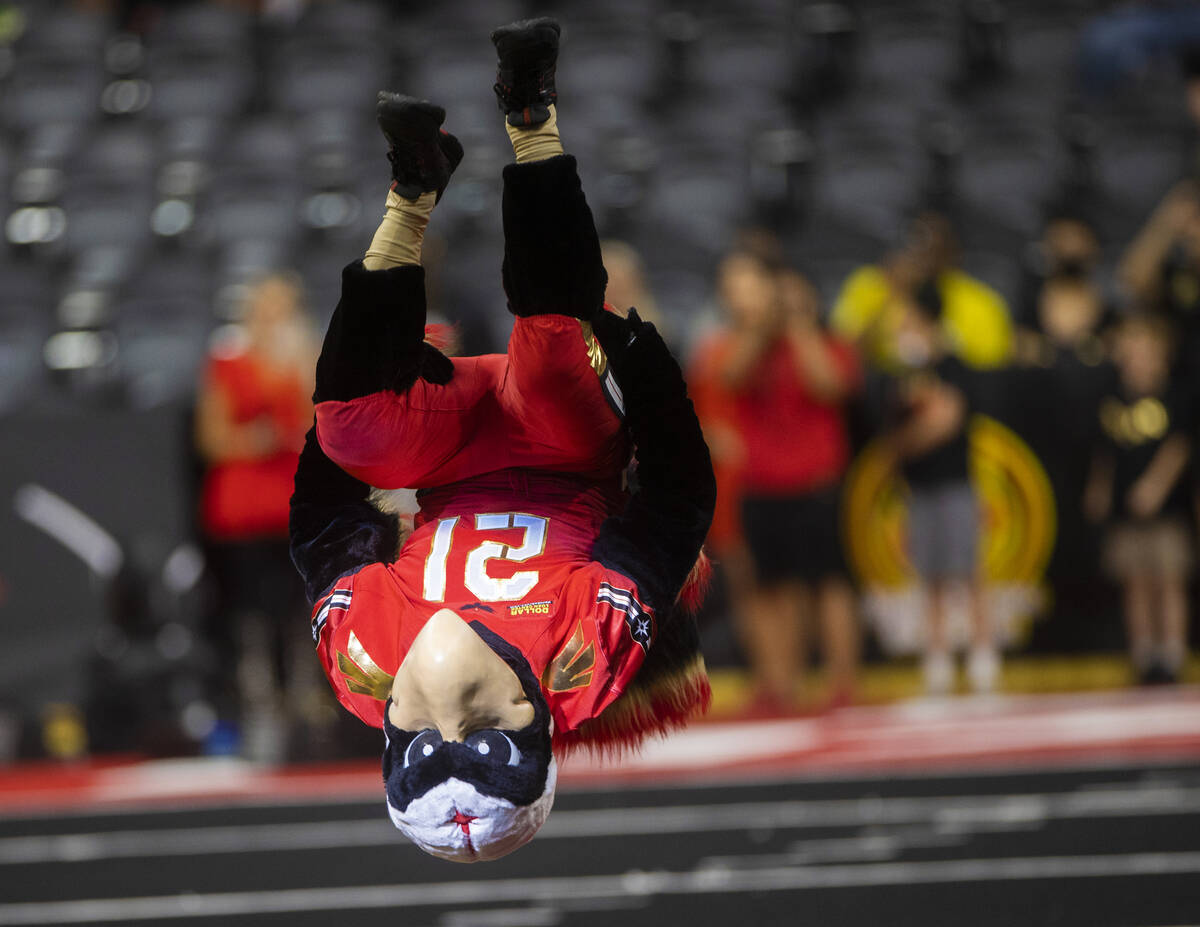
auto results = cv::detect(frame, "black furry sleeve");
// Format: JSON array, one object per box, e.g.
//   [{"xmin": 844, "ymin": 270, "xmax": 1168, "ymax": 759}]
[
  {"xmin": 590, "ymin": 311, "xmax": 716, "ymax": 612},
  {"xmin": 314, "ymin": 261, "xmax": 451, "ymax": 403},
  {"xmin": 290, "ymin": 260, "xmax": 452, "ymax": 604},
  {"xmin": 289, "ymin": 427, "xmax": 399, "ymax": 603},
  {"xmin": 500, "ymin": 154, "xmax": 607, "ymax": 320}
]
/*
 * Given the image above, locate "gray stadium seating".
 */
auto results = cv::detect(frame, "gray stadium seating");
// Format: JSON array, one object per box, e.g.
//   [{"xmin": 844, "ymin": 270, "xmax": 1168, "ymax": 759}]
[{"xmin": 0, "ymin": 0, "xmax": 1191, "ymax": 410}]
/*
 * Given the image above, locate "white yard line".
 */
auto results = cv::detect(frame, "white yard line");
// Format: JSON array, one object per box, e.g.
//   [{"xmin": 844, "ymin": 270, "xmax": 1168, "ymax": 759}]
[
  {"xmin": 2, "ymin": 852, "xmax": 1200, "ymax": 924},
  {"xmin": 1, "ymin": 783, "xmax": 1198, "ymax": 865}
]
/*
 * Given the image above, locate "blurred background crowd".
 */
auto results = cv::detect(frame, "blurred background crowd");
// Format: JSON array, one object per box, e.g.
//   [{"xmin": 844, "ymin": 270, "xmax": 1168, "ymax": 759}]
[{"xmin": 0, "ymin": 0, "xmax": 1198, "ymax": 765}]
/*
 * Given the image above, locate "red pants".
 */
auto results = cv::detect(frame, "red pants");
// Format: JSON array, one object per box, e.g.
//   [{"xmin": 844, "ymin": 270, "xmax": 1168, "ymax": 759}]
[{"xmin": 315, "ymin": 314, "xmax": 627, "ymax": 490}]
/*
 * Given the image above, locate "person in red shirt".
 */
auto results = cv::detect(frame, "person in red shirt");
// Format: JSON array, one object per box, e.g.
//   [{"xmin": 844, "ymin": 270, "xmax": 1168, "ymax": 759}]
[
  {"xmin": 290, "ymin": 19, "xmax": 714, "ymax": 862},
  {"xmin": 194, "ymin": 273, "xmax": 317, "ymax": 750},
  {"xmin": 719, "ymin": 256, "xmax": 862, "ymax": 713},
  {"xmin": 197, "ymin": 275, "xmax": 315, "ymax": 539}
]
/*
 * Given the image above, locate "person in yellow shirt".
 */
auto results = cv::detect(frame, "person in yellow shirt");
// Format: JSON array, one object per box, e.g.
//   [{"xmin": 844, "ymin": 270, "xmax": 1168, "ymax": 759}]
[{"xmin": 831, "ymin": 212, "xmax": 1013, "ymax": 371}]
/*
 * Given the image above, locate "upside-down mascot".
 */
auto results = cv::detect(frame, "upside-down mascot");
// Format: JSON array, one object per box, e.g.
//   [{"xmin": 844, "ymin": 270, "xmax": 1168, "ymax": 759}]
[{"xmin": 289, "ymin": 18, "xmax": 716, "ymax": 861}]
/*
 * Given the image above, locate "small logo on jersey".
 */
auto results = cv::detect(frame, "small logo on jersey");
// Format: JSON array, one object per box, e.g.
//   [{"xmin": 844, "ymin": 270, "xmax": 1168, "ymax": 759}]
[
  {"xmin": 597, "ymin": 582, "xmax": 654, "ymax": 652},
  {"xmin": 509, "ymin": 600, "xmax": 553, "ymax": 617},
  {"xmin": 542, "ymin": 621, "xmax": 595, "ymax": 692},
  {"xmin": 627, "ymin": 614, "xmax": 653, "ymax": 649}
]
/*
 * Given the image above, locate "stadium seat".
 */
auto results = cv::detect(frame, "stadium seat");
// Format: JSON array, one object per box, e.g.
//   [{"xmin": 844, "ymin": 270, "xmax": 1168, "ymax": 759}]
[
  {"xmin": 148, "ymin": 3, "xmax": 254, "ymax": 53},
  {"xmin": 267, "ymin": 36, "xmax": 388, "ymax": 117},
  {"xmin": 159, "ymin": 116, "xmax": 226, "ymax": 166},
  {"xmin": 64, "ymin": 245, "xmax": 143, "ymax": 302},
  {"xmin": 953, "ymin": 124, "xmax": 1057, "ymax": 242},
  {"xmin": 223, "ymin": 117, "xmax": 303, "ymax": 176},
  {"xmin": 644, "ymin": 157, "xmax": 748, "ymax": 267},
  {"xmin": 691, "ymin": 21, "xmax": 791, "ymax": 103},
  {"xmin": 291, "ymin": 0, "xmax": 391, "ymax": 42},
  {"xmin": 2, "ymin": 49, "xmax": 103, "ymax": 133},
  {"xmin": 75, "ymin": 123, "xmax": 158, "ymax": 186},
  {"xmin": 145, "ymin": 46, "xmax": 255, "ymax": 122},
  {"xmin": 810, "ymin": 108, "xmax": 925, "ymax": 243},
  {"xmin": 410, "ymin": 45, "xmax": 496, "ymax": 123},
  {"xmin": 61, "ymin": 181, "xmax": 154, "ymax": 260},
  {"xmin": 0, "ymin": 260, "xmax": 53, "ymax": 410},
  {"xmin": 855, "ymin": 5, "xmax": 958, "ymax": 99},
  {"xmin": 205, "ymin": 178, "xmax": 301, "ymax": 254},
  {"xmin": 558, "ymin": 32, "xmax": 656, "ymax": 108},
  {"xmin": 409, "ymin": 0, "xmax": 526, "ymax": 39},
  {"xmin": 1007, "ymin": 8, "xmax": 1086, "ymax": 88},
  {"xmin": 15, "ymin": 4, "xmax": 109, "ymax": 56},
  {"xmin": 0, "ymin": 314, "xmax": 48, "ymax": 412},
  {"xmin": 1091, "ymin": 122, "xmax": 1187, "ymax": 240},
  {"xmin": 115, "ymin": 312, "xmax": 213, "ymax": 409}
]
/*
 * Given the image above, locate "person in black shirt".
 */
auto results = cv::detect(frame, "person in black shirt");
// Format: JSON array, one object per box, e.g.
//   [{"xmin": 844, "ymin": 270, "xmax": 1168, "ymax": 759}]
[
  {"xmin": 1119, "ymin": 181, "xmax": 1200, "ymax": 427},
  {"xmin": 884, "ymin": 285, "xmax": 995, "ymax": 695},
  {"xmin": 1085, "ymin": 313, "xmax": 1193, "ymax": 684},
  {"xmin": 1013, "ymin": 273, "xmax": 1116, "ymax": 588}
]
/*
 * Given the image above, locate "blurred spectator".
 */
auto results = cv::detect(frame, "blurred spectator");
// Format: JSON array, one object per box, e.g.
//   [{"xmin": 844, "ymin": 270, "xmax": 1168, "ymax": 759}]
[
  {"xmin": 717, "ymin": 252, "xmax": 862, "ymax": 712},
  {"xmin": 601, "ymin": 239, "xmax": 666, "ymax": 336},
  {"xmin": 1084, "ymin": 313, "xmax": 1192, "ymax": 684},
  {"xmin": 1018, "ymin": 270, "xmax": 1111, "ymax": 370},
  {"xmin": 1119, "ymin": 180, "xmax": 1200, "ymax": 397},
  {"xmin": 1013, "ymin": 272, "xmax": 1116, "ymax": 602},
  {"xmin": 686, "ymin": 252, "xmax": 757, "ymax": 688},
  {"xmin": 1017, "ymin": 204, "xmax": 1104, "ymax": 331},
  {"xmin": 194, "ymin": 273, "xmax": 320, "ymax": 758},
  {"xmin": 831, "ymin": 211, "xmax": 1014, "ymax": 372},
  {"xmin": 883, "ymin": 284, "xmax": 995, "ymax": 696}
]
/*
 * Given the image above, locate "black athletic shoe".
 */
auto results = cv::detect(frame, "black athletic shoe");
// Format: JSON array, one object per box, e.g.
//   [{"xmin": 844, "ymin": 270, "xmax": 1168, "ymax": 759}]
[
  {"xmin": 490, "ymin": 17, "xmax": 560, "ymax": 127},
  {"xmin": 376, "ymin": 93, "xmax": 464, "ymax": 200},
  {"xmin": 1138, "ymin": 661, "xmax": 1179, "ymax": 686}
]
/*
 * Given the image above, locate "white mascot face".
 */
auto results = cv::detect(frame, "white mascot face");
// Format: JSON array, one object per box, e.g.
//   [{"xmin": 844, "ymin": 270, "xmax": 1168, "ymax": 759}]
[
  {"xmin": 386, "ymin": 761, "xmax": 557, "ymax": 862},
  {"xmin": 382, "ymin": 611, "xmax": 557, "ymax": 862}
]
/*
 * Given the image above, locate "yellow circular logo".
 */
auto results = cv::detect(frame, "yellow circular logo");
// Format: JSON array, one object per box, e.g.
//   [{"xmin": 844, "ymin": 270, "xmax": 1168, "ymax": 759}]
[
  {"xmin": 841, "ymin": 415, "xmax": 1056, "ymax": 651},
  {"xmin": 842, "ymin": 414, "xmax": 1056, "ymax": 589}
]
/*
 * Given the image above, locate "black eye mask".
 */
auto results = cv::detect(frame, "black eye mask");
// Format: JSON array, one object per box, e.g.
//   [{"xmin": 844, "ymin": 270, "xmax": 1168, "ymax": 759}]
[{"xmin": 383, "ymin": 621, "xmax": 552, "ymax": 810}]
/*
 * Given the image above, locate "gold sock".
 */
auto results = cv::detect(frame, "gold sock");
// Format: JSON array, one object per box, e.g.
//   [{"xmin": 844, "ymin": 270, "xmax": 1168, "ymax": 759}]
[
  {"xmin": 363, "ymin": 190, "xmax": 436, "ymax": 269},
  {"xmin": 506, "ymin": 104, "xmax": 563, "ymax": 163}
]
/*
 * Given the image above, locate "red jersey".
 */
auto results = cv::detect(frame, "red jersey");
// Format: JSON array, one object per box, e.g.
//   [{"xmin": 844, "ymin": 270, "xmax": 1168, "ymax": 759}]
[
  {"xmin": 687, "ymin": 332, "xmax": 745, "ymax": 550},
  {"xmin": 200, "ymin": 346, "xmax": 311, "ymax": 539},
  {"xmin": 310, "ymin": 471, "xmax": 657, "ymax": 739},
  {"xmin": 734, "ymin": 335, "xmax": 859, "ymax": 493}
]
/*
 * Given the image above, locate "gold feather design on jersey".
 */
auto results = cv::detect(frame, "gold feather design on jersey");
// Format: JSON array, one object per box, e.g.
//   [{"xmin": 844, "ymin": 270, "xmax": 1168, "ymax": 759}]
[
  {"xmin": 542, "ymin": 620, "xmax": 595, "ymax": 692},
  {"xmin": 337, "ymin": 631, "xmax": 395, "ymax": 699}
]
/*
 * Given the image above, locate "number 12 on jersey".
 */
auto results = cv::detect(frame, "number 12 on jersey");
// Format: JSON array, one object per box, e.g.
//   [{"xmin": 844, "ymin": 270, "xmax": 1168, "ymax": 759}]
[{"xmin": 422, "ymin": 513, "xmax": 549, "ymax": 603}]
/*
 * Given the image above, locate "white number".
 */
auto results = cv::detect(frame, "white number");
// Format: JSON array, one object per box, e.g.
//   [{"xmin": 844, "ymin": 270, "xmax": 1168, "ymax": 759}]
[
  {"xmin": 422, "ymin": 516, "xmax": 458, "ymax": 601},
  {"xmin": 422, "ymin": 513, "xmax": 548, "ymax": 603}
]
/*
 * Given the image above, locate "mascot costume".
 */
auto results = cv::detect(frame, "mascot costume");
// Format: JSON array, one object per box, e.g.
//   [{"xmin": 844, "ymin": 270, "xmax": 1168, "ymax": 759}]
[{"xmin": 289, "ymin": 17, "xmax": 716, "ymax": 862}]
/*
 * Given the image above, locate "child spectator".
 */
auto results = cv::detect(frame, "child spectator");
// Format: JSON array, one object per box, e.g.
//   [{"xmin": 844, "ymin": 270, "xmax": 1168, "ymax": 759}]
[
  {"xmin": 885, "ymin": 284, "xmax": 995, "ymax": 695},
  {"xmin": 1084, "ymin": 313, "xmax": 1193, "ymax": 684},
  {"xmin": 1013, "ymin": 273, "xmax": 1116, "ymax": 603},
  {"xmin": 720, "ymin": 255, "xmax": 862, "ymax": 712},
  {"xmin": 1016, "ymin": 204, "xmax": 1103, "ymax": 334}
]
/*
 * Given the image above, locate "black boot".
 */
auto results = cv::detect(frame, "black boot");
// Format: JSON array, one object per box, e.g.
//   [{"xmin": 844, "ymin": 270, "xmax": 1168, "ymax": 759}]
[
  {"xmin": 491, "ymin": 17, "xmax": 560, "ymax": 128},
  {"xmin": 376, "ymin": 93, "xmax": 464, "ymax": 200}
]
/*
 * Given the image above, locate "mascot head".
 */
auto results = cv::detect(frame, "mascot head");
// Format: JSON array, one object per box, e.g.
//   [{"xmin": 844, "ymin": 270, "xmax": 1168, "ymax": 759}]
[{"xmin": 382, "ymin": 610, "xmax": 554, "ymax": 861}]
